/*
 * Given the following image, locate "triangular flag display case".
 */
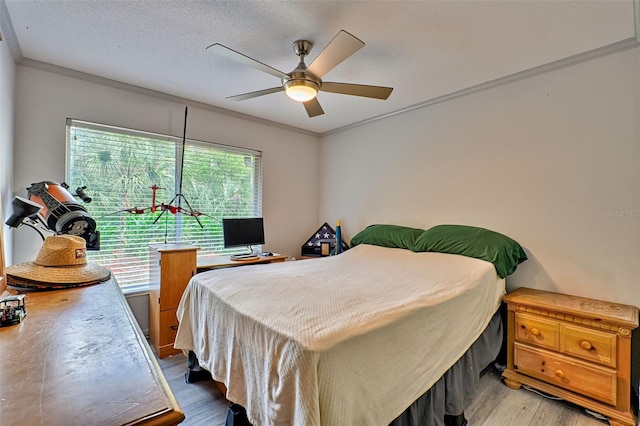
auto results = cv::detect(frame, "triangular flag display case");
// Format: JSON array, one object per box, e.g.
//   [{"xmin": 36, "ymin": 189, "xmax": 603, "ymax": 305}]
[{"xmin": 301, "ymin": 222, "xmax": 349, "ymax": 257}]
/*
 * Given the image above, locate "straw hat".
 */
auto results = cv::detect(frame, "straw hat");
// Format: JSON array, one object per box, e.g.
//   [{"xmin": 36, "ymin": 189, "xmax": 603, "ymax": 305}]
[{"xmin": 6, "ymin": 235, "xmax": 111, "ymax": 290}]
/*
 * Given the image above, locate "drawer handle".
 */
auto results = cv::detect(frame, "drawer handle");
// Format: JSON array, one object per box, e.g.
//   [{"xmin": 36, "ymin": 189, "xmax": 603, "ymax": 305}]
[
  {"xmin": 529, "ymin": 328, "xmax": 540, "ymax": 336},
  {"xmin": 580, "ymin": 340, "xmax": 592, "ymax": 350},
  {"xmin": 554, "ymin": 369, "xmax": 565, "ymax": 379},
  {"xmin": 170, "ymin": 325, "xmax": 179, "ymax": 331}
]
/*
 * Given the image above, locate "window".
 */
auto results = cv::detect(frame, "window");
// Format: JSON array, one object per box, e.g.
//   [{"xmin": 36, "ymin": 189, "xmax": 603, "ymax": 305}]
[{"xmin": 66, "ymin": 119, "xmax": 262, "ymax": 292}]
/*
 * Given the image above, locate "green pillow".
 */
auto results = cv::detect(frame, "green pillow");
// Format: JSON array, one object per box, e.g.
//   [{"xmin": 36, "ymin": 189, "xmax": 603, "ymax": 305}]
[
  {"xmin": 412, "ymin": 224, "xmax": 527, "ymax": 278},
  {"xmin": 350, "ymin": 224, "xmax": 425, "ymax": 250}
]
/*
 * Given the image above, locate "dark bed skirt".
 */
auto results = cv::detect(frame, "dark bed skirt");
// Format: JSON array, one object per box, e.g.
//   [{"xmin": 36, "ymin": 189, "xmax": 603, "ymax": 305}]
[
  {"xmin": 389, "ymin": 305, "xmax": 504, "ymax": 426},
  {"xmin": 187, "ymin": 306, "xmax": 505, "ymax": 426}
]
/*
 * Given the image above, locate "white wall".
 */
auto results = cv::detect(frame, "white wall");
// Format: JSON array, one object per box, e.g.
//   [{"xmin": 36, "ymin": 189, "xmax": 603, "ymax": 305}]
[
  {"xmin": 0, "ymin": 32, "xmax": 16, "ymax": 267},
  {"xmin": 320, "ymin": 46, "xmax": 640, "ymax": 308},
  {"xmin": 12, "ymin": 65, "xmax": 320, "ymax": 264},
  {"xmin": 9, "ymin": 40, "xmax": 640, "ymax": 319}
]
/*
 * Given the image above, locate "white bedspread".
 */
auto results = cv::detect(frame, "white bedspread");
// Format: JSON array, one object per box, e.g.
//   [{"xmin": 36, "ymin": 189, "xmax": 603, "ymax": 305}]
[{"xmin": 175, "ymin": 244, "xmax": 505, "ymax": 426}]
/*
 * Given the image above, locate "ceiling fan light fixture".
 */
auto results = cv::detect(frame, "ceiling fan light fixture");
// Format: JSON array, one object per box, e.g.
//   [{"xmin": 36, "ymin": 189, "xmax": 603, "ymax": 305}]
[{"xmin": 284, "ymin": 79, "xmax": 319, "ymax": 102}]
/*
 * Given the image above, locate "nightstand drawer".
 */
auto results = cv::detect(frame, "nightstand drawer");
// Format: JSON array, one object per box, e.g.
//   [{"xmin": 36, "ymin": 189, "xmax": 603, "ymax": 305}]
[
  {"xmin": 514, "ymin": 342, "xmax": 616, "ymax": 405},
  {"xmin": 560, "ymin": 323, "xmax": 617, "ymax": 368},
  {"xmin": 515, "ymin": 312, "xmax": 559, "ymax": 350}
]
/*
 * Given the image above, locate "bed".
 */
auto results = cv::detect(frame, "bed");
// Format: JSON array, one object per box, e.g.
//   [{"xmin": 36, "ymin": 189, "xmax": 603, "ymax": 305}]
[{"xmin": 174, "ymin": 224, "xmax": 527, "ymax": 426}]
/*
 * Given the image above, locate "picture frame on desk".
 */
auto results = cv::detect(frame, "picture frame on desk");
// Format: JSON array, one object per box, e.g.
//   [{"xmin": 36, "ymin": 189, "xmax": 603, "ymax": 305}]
[{"xmin": 321, "ymin": 241, "xmax": 330, "ymax": 256}]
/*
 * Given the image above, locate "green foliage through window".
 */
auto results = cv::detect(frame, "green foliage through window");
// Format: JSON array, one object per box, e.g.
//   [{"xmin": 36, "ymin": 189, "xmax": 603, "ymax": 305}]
[{"xmin": 66, "ymin": 119, "xmax": 262, "ymax": 291}]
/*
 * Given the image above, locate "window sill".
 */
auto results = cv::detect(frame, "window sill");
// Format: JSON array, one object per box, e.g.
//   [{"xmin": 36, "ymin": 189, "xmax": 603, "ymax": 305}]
[{"xmin": 121, "ymin": 284, "xmax": 150, "ymax": 297}]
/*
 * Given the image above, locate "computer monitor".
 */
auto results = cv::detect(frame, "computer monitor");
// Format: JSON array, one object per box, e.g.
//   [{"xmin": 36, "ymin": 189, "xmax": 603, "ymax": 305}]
[{"xmin": 222, "ymin": 217, "xmax": 265, "ymax": 258}]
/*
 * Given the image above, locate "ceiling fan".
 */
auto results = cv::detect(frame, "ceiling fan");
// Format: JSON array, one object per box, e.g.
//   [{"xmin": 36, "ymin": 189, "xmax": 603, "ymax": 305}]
[{"xmin": 207, "ymin": 30, "xmax": 393, "ymax": 118}]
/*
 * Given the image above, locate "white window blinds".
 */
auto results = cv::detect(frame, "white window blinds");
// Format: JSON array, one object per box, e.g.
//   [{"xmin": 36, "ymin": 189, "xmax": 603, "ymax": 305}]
[{"xmin": 66, "ymin": 119, "xmax": 262, "ymax": 292}]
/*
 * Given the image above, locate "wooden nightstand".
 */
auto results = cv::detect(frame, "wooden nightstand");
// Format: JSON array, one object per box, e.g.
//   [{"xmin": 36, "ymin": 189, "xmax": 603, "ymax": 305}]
[{"xmin": 502, "ymin": 287, "xmax": 639, "ymax": 426}]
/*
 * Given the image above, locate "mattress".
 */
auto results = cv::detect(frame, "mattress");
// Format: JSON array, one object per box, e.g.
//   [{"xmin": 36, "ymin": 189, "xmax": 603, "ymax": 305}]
[{"xmin": 175, "ymin": 244, "xmax": 505, "ymax": 425}]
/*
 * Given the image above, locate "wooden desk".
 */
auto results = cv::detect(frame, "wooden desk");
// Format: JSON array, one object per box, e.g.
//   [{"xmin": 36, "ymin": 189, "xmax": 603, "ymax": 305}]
[
  {"xmin": 0, "ymin": 279, "xmax": 184, "ymax": 426},
  {"xmin": 197, "ymin": 253, "xmax": 287, "ymax": 272}
]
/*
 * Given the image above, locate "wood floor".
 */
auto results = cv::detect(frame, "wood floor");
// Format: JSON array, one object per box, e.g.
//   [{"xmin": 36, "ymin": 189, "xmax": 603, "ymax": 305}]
[{"xmin": 157, "ymin": 353, "xmax": 608, "ymax": 426}]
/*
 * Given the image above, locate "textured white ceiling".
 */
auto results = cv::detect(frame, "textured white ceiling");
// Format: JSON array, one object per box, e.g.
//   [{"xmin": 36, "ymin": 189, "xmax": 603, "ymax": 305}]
[{"xmin": 2, "ymin": 0, "xmax": 637, "ymax": 134}]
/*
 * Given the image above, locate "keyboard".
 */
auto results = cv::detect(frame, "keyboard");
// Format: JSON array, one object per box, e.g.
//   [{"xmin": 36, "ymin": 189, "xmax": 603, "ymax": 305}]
[{"xmin": 230, "ymin": 254, "xmax": 259, "ymax": 261}]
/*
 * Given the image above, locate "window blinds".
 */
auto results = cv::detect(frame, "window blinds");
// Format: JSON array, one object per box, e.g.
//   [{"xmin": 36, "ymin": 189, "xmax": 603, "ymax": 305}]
[{"xmin": 66, "ymin": 119, "xmax": 262, "ymax": 292}]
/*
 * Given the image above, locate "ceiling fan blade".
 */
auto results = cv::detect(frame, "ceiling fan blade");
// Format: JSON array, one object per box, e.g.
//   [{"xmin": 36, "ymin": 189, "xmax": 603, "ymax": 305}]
[
  {"xmin": 307, "ymin": 30, "xmax": 365, "ymax": 78},
  {"xmin": 320, "ymin": 82, "xmax": 393, "ymax": 100},
  {"xmin": 207, "ymin": 43, "xmax": 290, "ymax": 80},
  {"xmin": 226, "ymin": 87, "xmax": 284, "ymax": 101},
  {"xmin": 303, "ymin": 98, "xmax": 324, "ymax": 117}
]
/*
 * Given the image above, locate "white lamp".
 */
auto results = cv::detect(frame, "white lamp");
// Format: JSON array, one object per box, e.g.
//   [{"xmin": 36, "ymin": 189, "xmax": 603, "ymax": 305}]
[{"xmin": 284, "ymin": 79, "xmax": 319, "ymax": 102}]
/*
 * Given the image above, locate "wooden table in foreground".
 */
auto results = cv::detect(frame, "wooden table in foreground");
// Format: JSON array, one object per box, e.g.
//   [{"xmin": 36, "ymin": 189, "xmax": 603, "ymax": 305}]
[
  {"xmin": 0, "ymin": 278, "xmax": 184, "ymax": 426},
  {"xmin": 197, "ymin": 253, "xmax": 287, "ymax": 272}
]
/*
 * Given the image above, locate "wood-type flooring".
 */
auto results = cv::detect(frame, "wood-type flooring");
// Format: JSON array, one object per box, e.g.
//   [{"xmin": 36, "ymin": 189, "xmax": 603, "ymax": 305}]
[{"xmin": 158, "ymin": 353, "xmax": 609, "ymax": 425}]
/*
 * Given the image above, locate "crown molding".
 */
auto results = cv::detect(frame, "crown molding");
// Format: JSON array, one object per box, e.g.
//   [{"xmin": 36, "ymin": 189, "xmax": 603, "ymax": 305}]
[
  {"xmin": 323, "ymin": 37, "xmax": 640, "ymax": 137},
  {"xmin": 4, "ymin": 0, "xmax": 639, "ymax": 138},
  {"xmin": 19, "ymin": 58, "xmax": 319, "ymax": 138}
]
